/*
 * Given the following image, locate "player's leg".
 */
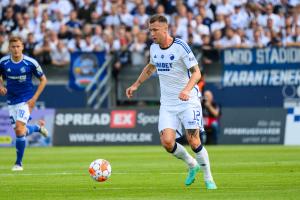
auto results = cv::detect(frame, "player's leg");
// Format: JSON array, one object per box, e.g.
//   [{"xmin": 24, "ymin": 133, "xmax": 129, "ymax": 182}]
[
  {"xmin": 182, "ymin": 107, "xmax": 217, "ymax": 189},
  {"xmin": 9, "ymin": 103, "xmax": 30, "ymax": 171},
  {"xmin": 160, "ymin": 128, "xmax": 198, "ymax": 169},
  {"xmin": 26, "ymin": 120, "xmax": 48, "ymax": 137},
  {"xmin": 13, "ymin": 120, "xmax": 27, "ymax": 171},
  {"xmin": 185, "ymin": 130, "xmax": 217, "ymax": 189},
  {"xmin": 159, "ymin": 106, "xmax": 198, "ymax": 183}
]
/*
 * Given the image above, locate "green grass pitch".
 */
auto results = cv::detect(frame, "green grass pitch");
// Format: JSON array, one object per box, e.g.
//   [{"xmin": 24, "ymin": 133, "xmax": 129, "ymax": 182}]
[{"xmin": 0, "ymin": 145, "xmax": 299, "ymax": 200}]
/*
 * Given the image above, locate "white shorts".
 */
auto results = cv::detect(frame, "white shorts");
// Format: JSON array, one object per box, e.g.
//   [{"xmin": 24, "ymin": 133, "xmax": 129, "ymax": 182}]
[
  {"xmin": 158, "ymin": 103, "xmax": 204, "ymax": 133},
  {"xmin": 8, "ymin": 102, "xmax": 30, "ymax": 128}
]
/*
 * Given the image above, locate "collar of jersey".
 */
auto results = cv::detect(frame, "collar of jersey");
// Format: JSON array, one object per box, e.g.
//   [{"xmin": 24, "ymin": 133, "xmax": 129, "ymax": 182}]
[
  {"xmin": 159, "ymin": 37, "xmax": 175, "ymax": 50},
  {"xmin": 10, "ymin": 54, "xmax": 24, "ymax": 64}
]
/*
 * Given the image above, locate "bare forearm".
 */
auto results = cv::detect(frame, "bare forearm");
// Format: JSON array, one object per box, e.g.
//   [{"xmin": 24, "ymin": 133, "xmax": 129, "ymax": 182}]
[
  {"xmin": 32, "ymin": 75, "xmax": 47, "ymax": 100},
  {"xmin": 0, "ymin": 76, "xmax": 4, "ymax": 87},
  {"xmin": 183, "ymin": 65, "xmax": 201, "ymax": 92},
  {"xmin": 133, "ymin": 64, "xmax": 156, "ymax": 87}
]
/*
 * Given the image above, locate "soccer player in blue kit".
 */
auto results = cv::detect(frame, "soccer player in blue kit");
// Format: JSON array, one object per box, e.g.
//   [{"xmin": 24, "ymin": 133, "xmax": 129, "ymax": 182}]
[
  {"xmin": 126, "ymin": 15, "xmax": 217, "ymax": 189},
  {"xmin": 0, "ymin": 36, "xmax": 48, "ymax": 171}
]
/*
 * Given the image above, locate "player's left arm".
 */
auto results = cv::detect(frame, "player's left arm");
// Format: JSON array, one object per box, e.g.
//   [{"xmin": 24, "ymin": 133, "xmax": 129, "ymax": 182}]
[
  {"xmin": 27, "ymin": 61, "xmax": 47, "ymax": 111},
  {"xmin": 179, "ymin": 65, "xmax": 201, "ymax": 101}
]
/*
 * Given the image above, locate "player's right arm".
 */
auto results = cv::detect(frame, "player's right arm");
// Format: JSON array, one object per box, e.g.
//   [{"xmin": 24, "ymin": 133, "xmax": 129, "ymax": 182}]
[
  {"xmin": 0, "ymin": 76, "xmax": 7, "ymax": 96},
  {"xmin": 126, "ymin": 63, "xmax": 156, "ymax": 99},
  {"xmin": 0, "ymin": 62, "xmax": 7, "ymax": 96}
]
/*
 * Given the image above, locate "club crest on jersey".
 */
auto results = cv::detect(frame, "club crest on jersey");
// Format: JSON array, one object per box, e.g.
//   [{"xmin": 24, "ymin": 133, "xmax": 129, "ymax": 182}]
[
  {"xmin": 154, "ymin": 54, "xmax": 157, "ymax": 58},
  {"xmin": 20, "ymin": 67, "xmax": 26, "ymax": 73},
  {"xmin": 7, "ymin": 68, "xmax": 11, "ymax": 72},
  {"xmin": 169, "ymin": 54, "xmax": 175, "ymax": 60},
  {"xmin": 161, "ymin": 55, "xmax": 164, "ymax": 59}
]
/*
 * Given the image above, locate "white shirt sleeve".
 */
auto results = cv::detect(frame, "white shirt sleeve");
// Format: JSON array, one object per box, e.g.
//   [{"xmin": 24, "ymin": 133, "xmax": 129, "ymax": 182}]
[
  {"xmin": 182, "ymin": 51, "xmax": 198, "ymax": 69},
  {"xmin": 149, "ymin": 45, "xmax": 155, "ymax": 65}
]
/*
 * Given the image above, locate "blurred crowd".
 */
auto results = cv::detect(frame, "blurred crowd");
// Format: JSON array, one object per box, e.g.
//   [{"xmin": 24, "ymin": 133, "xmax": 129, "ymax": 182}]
[{"xmin": 0, "ymin": 0, "xmax": 300, "ymax": 69}]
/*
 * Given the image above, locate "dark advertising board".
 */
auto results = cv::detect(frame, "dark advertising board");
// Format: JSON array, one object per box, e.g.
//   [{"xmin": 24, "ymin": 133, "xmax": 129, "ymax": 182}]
[
  {"xmin": 220, "ymin": 108, "xmax": 286, "ymax": 144},
  {"xmin": 220, "ymin": 47, "xmax": 300, "ymax": 107},
  {"xmin": 53, "ymin": 109, "xmax": 160, "ymax": 146}
]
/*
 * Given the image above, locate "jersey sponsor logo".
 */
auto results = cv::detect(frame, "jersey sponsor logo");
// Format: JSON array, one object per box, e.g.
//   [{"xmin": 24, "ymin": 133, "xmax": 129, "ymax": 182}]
[
  {"xmin": 110, "ymin": 110, "xmax": 136, "ymax": 128},
  {"xmin": 155, "ymin": 62, "xmax": 173, "ymax": 71},
  {"xmin": 7, "ymin": 75, "xmax": 26, "ymax": 82}
]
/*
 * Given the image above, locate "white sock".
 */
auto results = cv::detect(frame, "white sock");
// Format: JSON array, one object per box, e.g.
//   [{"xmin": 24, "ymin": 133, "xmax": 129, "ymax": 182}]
[
  {"xmin": 195, "ymin": 146, "xmax": 214, "ymax": 181},
  {"xmin": 172, "ymin": 143, "xmax": 197, "ymax": 168}
]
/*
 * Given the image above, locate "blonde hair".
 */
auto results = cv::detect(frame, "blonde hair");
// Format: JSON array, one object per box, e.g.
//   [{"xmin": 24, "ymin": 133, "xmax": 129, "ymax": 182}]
[{"xmin": 9, "ymin": 36, "xmax": 23, "ymax": 44}]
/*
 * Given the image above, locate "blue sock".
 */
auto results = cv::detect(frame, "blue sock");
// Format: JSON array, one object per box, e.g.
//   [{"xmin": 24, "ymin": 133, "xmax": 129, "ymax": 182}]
[
  {"xmin": 15, "ymin": 135, "xmax": 26, "ymax": 166},
  {"xmin": 26, "ymin": 124, "xmax": 40, "ymax": 136}
]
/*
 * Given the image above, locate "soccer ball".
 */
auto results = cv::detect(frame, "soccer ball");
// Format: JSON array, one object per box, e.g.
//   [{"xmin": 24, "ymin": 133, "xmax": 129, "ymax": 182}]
[{"xmin": 89, "ymin": 159, "xmax": 112, "ymax": 182}]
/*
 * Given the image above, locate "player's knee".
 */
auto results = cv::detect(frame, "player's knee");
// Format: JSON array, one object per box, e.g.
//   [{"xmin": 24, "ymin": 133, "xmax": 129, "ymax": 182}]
[
  {"xmin": 14, "ymin": 125, "xmax": 26, "ymax": 136},
  {"xmin": 160, "ymin": 138, "xmax": 175, "ymax": 152}
]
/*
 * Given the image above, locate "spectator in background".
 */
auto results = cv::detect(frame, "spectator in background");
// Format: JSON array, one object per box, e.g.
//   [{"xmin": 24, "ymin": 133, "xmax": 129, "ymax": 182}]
[
  {"xmin": 134, "ymin": 3, "xmax": 149, "ymax": 29},
  {"xmin": 68, "ymin": 31, "xmax": 86, "ymax": 52},
  {"xmin": 215, "ymin": 0, "xmax": 234, "ymax": 16},
  {"xmin": 78, "ymin": 0, "xmax": 96, "ymax": 23},
  {"xmin": 112, "ymin": 39, "xmax": 131, "ymax": 79},
  {"xmin": 210, "ymin": 12, "xmax": 225, "ymax": 33},
  {"xmin": 33, "ymin": 35, "xmax": 52, "ymax": 65},
  {"xmin": 41, "ymin": 10, "xmax": 53, "ymax": 31},
  {"xmin": 91, "ymin": 25, "xmax": 105, "ymax": 51},
  {"xmin": 245, "ymin": 19, "xmax": 259, "ymax": 41},
  {"xmin": 28, "ymin": 7, "xmax": 41, "ymax": 33},
  {"xmin": 194, "ymin": 1, "xmax": 214, "ymax": 22},
  {"xmin": 52, "ymin": 11, "xmax": 66, "ymax": 33},
  {"xmin": 0, "ymin": 32, "xmax": 9, "ymax": 57},
  {"xmin": 12, "ymin": 18, "xmax": 30, "ymax": 41},
  {"xmin": 250, "ymin": 28, "xmax": 266, "ymax": 48},
  {"xmin": 27, "ymin": 0, "xmax": 43, "ymax": 20},
  {"xmin": 50, "ymin": 40, "xmax": 70, "ymax": 67},
  {"xmin": 129, "ymin": 31, "xmax": 148, "ymax": 67},
  {"xmin": 0, "ymin": 6, "xmax": 17, "ymax": 33},
  {"xmin": 24, "ymin": 32, "xmax": 37, "ymax": 57},
  {"xmin": 156, "ymin": 4, "xmax": 171, "ymax": 23},
  {"xmin": 119, "ymin": 4, "xmax": 134, "ymax": 27},
  {"xmin": 201, "ymin": 33, "xmax": 217, "ymax": 64},
  {"xmin": 34, "ymin": 22, "xmax": 48, "ymax": 44},
  {"xmin": 103, "ymin": 31, "xmax": 121, "ymax": 55},
  {"xmin": 212, "ymin": 29, "xmax": 223, "ymax": 49},
  {"xmin": 57, "ymin": 24, "xmax": 73, "ymax": 42},
  {"xmin": 219, "ymin": 27, "xmax": 241, "ymax": 48},
  {"xmin": 83, "ymin": 33, "xmax": 97, "ymax": 52},
  {"xmin": 48, "ymin": 30, "xmax": 59, "ymax": 49},
  {"xmin": 47, "ymin": 0, "xmax": 73, "ymax": 20},
  {"xmin": 145, "ymin": 0, "xmax": 158, "ymax": 15},
  {"xmin": 202, "ymin": 90, "xmax": 221, "ymax": 145},
  {"xmin": 66, "ymin": 10, "xmax": 82, "ymax": 32},
  {"xmin": 104, "ymin": 4, "xmax": 121, "ymax": 27}
]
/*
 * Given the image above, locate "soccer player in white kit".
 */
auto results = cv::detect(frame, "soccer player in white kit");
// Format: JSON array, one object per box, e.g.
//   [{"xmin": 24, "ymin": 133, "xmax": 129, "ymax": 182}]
[{"xmin": 126, "ymin": 15, "xmax": 217, "ymax": 189}]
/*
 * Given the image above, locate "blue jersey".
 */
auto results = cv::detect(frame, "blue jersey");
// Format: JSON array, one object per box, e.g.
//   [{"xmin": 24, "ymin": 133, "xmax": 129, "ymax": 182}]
[{"xmin": 0, "ymin": 55, "xmax": 44, "ymax": 105}]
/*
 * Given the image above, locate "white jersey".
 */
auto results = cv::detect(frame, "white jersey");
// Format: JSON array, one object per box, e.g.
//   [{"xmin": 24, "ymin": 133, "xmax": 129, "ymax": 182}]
[{"xmin": 149, "ymin": 38, "xmax": 200, "ymax": 106}]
